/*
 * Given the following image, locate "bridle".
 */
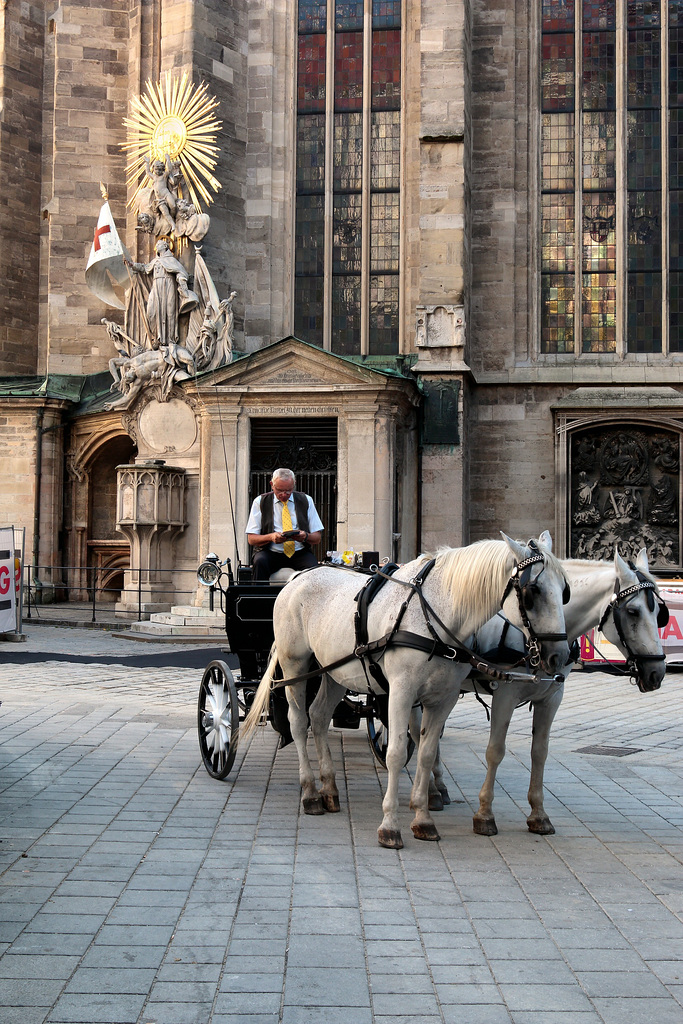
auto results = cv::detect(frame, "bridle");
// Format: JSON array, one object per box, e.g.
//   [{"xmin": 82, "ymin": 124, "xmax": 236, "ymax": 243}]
[
  {"xmin": 501, "ymin": 546, "xmax": 570, "ymax": 670},
  {"xmin": 597, "ymin": 567, "xmax": 668, "ymax": 685}
]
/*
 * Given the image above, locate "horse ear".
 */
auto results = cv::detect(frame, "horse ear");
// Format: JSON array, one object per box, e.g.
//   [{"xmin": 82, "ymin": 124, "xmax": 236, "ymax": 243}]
[
  {"xmin": 538, "ymin": 530, "xmax": 553, "ymax": 552},
  {"xmin": 614, "ymin": 547, "xmax": 630, "ymax": 580},
  {"xmin": 634, "ymin": 547, "xmax": 650, "ymax": 574},
  {"xmin": 501, "ymin": 532, "xmax": 527, "ymax": 562}
]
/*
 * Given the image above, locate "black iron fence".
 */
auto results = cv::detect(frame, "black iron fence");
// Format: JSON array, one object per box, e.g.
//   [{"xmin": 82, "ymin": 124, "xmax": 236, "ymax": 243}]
[{"xmin": 23, "ymin": 563, "xmax": 203, "ymax": 625}]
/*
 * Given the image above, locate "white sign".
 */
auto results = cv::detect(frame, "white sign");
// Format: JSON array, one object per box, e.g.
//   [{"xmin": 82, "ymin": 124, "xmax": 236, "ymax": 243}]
[{"xmin": 0, "ymin": 527, "xmax": 16, "ymax": 633}]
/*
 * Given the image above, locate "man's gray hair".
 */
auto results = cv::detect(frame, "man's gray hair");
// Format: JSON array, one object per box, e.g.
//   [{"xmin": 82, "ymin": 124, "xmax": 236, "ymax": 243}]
[{"xmin": 272, "ymin": 468, "xmax": 296, "ymax": 486}]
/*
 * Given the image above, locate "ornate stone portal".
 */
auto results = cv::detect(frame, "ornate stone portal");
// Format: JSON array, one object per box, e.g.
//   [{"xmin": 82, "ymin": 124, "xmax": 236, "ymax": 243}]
[{"xmin": 570, "ymin": 425, "xmax": 680, "ymax": 565}]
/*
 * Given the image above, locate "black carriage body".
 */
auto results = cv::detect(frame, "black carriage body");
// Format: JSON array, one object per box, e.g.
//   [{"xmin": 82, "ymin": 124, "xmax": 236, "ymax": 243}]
[
  {"xmin": 197, "ymin": 568, "xmax": 414, "ymax": 781},
  {"xmin": 224, "ymin": 581, "xmax": 279, "ymax": 683}
]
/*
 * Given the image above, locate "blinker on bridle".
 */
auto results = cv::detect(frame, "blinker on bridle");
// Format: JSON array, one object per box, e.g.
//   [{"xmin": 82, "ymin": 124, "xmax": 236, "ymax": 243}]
[
  {"xmin": 501, "ymin": 548, "xmax": 570, "ymax": 670},
  {"xmin": 598, "ymin": 567, "xmax": 669, "ymax": 682}
]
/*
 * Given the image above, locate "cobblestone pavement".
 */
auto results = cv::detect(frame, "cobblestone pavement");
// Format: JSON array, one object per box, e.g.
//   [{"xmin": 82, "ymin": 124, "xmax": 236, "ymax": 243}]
[{"xmin": 1, "ymin": 626, "xmax": 683, "ymax": 1023}]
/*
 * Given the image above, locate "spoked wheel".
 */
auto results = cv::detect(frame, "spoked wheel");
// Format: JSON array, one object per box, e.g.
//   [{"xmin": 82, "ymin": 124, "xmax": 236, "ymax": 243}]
[
  {"xmin": 367, "ymin": 706, "xmax": 416, "ymax": 769},
  {"xmin": 198, "ymin": 660, "xmax": 239, "ymax": 780}
]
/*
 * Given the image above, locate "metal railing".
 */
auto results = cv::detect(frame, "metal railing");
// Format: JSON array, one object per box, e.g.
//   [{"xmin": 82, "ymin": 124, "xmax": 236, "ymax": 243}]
[{"xmin": 22, "ymin": 562, "xmax": 204, "ymax": 625}]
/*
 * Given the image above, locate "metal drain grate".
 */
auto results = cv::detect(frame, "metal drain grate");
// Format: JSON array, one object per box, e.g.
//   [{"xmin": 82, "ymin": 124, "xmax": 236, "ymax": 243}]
[{"xmin": 575, "ymin": 744, "xmax": 643, "ymax": 757}]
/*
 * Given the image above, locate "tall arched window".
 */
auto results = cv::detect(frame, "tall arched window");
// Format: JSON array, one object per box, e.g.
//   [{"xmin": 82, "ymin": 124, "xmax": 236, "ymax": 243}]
[
  {"xmin": 541, "ymin": 1, "xmax": 683, "ymax": 354},
  {"xmin": 294, "ymin": 0, "xmax": 401, "ymax": 355}
]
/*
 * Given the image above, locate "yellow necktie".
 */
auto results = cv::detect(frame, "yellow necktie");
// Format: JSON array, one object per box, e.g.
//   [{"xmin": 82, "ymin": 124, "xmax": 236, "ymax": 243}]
[{"xmin": 281, "ymin": 501, "xmax": 295, "ymax": 558}]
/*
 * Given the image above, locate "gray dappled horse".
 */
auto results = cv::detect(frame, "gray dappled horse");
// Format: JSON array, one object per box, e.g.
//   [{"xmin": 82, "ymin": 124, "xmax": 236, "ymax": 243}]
[
  {"xmin": 242, "ymin": 534, "xmax": 571, "ymax": 849},
  {"xmin": 463, "ymin": 541, "xmax": 667, "ymax": 837}
]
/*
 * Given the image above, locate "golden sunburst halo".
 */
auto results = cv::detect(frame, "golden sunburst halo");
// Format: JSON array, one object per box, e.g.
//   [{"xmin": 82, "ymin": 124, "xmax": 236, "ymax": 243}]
[{"xmin": 122, "ymin": 72, "xmax": 222, "ymax": 214}]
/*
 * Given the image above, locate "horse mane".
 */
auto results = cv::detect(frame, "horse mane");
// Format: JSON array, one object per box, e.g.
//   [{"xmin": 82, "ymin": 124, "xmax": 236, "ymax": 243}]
[
  {"xmin": 562, "ymin": 556, "xmax": 658, "ymax": 590},
  {"xmin": 434, "ymin": 540, "xmax": 514, "ymax": 634}
]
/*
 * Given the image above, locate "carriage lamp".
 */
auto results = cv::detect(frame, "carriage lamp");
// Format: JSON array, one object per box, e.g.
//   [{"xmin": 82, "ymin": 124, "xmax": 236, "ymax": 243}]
[{"xmin": 197, "ymin": 553, "xmax": 222, "ymax": 587}]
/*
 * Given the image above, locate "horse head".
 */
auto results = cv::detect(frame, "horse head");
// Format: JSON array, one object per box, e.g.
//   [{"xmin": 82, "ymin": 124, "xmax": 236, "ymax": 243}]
[
  {"xmin": 500, "ymin": 532, "xmax": 571, "ymax": 676},
  {"xmin": 598, "ymin": 547, "xmax": 667, "ymax": 693}
]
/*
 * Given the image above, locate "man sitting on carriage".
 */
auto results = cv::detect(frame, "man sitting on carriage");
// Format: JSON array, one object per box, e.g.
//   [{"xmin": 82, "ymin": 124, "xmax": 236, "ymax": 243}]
[{"xmin": 246, "ymin": 468, "xmax": 324, "ymax": 580}]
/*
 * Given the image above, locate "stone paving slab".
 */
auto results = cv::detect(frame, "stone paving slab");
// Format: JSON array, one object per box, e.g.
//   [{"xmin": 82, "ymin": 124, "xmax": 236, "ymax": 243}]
[{"xmin": 0, "ymin": 627, "xmax": 682, "ymax": 1022}]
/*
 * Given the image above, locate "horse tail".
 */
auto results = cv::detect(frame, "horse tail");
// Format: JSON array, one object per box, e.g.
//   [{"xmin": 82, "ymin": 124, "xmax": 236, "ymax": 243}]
[{"xmin": 240, "ymin": 644, "xmax": 278, "ymax": 745}]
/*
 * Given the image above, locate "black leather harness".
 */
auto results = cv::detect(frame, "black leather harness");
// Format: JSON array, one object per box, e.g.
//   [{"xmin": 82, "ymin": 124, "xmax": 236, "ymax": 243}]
[{"xmin": 270, "ymin": 553, "xmax": 560, "ymax": 690}]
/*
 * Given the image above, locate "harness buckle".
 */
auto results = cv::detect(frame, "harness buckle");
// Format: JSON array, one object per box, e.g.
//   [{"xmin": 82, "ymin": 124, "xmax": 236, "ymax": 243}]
[
  {"xmin": 443, "ymin": 646, "xmax": 458, "ymax": 660},
  {"xmin": 354, "ymin": 643, "xmax": 369, "ymax": 657}
]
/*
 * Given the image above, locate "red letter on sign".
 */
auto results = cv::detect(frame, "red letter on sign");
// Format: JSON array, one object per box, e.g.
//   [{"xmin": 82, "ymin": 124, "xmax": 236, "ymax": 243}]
[{"xmin": 0, "ymin": 566, "xmax": 9, "ymax": 595}]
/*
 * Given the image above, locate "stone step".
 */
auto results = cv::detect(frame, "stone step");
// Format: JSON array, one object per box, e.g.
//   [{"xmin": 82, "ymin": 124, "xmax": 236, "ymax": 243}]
[
  {"xmin": 128, "ymin": 620, "xmax": 225, "ymax": 637},
  {"xmin": 167, "ymin": 605, "xmax": 224, "ymax": 620}
]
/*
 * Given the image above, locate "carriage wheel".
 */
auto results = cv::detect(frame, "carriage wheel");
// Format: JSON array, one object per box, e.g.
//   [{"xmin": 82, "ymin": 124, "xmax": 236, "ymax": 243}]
[
  {"xmin": 198, "ymin": 660, "xmax": 239, "ymax": 780},
  {"xmin": 367, "ymin": 713, "xmax": 416, "ymax": 769}
]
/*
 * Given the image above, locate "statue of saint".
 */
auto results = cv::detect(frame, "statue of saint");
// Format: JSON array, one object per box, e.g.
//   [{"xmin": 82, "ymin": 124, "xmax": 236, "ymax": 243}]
[
  {"xmin": 143, "ymin": 153, "xmax": 179, "ymax": 235},
  {"xmin": 125, "ymin": 239, "xmax": 199, "ymax": 349},
  {"xmin": 648, "ymin": 474, "xmax": 678, "ymax": 526},
  {"xmin": 573, "ymin": 471, "xmax": 601, "ymax": 526}
]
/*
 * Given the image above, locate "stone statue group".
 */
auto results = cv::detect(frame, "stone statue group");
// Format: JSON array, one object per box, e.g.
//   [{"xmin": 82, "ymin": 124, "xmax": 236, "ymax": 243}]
[{"xmin": 102, "ymin": 152, "xmax": 235, "ymax": 411}]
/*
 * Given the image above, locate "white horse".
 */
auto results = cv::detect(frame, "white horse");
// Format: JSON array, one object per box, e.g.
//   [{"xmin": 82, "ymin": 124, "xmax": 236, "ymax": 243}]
[
  {"xmin": 242, "ymin": 534, "xmax": 571, "ymax": 849},
  {"xmin": 466, "ymin": 541, "xmax": 667, "ymax": 837}
]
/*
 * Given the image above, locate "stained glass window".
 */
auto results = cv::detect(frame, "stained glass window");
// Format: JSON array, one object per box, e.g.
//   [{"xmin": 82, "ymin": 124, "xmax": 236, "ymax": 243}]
[
  {"xmin": 372, "ymin": 111, "xmax": 401, "ymax": 190},
  {"xmin": 542, "ymin": 113, "xmax": 575, "ymax": 191},
  {"xmin": 299, "ymin": 0, "xmax": 327, "ymax": 33},
  {"xmin": 582, "ymin": 33, "xmax": 616, "ymax": 109},
  {"xmin": 332, "ymin": 277, "xmax": 361, "ymax": 355},
  {"xmin": 373, "ymin": 1, "xmax": 400, "ymax": 29},
  {"xmin": 543, "ymin": 194, "xmax": 575, "ymax": 272},
  {"xmin": 370, "ymin": 275, "xmax": 399, "ymax": 354},
  {"xmin": 629, "ymin": 191, "xmax": 662, "ymax": 270},
  {"xmin": 542, "ymin": 34, "xmax": 575, "ymax": 112},
  {"xmin": 542, "ymin": 275, "xmax": 575, "ymax": 352},
  {"xmin": 335, "ymin": 1, "xmax": 364, "ymax": 30},
  {"xmin": 335, "ymin": 31, "xmax": 363, "ymax": 111},
  {"xmin": 628, "ymin": 272, "xmax": 662, "ymax": 348},
  {"xmin": 543, "ymin": 0, "xmax": 575, "ymax": 31},
  {"xmin": 296, "ymin": 0, "xmax": 400, "ymax": 355},
  {"xmin": 583, "ymin": 2, "xmax": 616, "ymax": 30},
  {"xmin": 628, "ymin": 30, "xmax": 661, "ymax": 105},
  {"xmin": 583, "ymin": 112, "xmax": 617, "ymax": 190},
  {"xmin": 582, "ymin": 273, "xmax": 617, "ymax": 351},
  {"xmin": 372, "ymin": 30, "xmax": 401, "ymax": 109},
  {"xmin": 298, "ymin": 35, "xmax": 326, "ymax": 112},
  {"xmin": 628, "ymin": 1, "xmax": 661, "ymax": 26},
  {"xmin": 297, "ymin": 115, "xmax": 325, "ymax": 192},
  {"xmin": 334, "ymin": 113, "xmax": 363, "ymax": 191}
]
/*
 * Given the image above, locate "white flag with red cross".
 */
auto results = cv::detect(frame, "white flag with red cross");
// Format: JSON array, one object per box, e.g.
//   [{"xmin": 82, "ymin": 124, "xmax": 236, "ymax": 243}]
[{"xmin": 85, "ymin": 201, "xmax": 130, "ymax": 309}]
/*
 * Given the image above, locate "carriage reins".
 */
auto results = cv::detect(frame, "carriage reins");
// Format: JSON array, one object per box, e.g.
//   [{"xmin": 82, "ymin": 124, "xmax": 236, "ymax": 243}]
[
  {"xmin": 269, "ymin": 550, "xmax": 566, "ymax": 691},
  {"xmin": 596, "ymin": 567, "xmax": 668, "ymax": 683}
]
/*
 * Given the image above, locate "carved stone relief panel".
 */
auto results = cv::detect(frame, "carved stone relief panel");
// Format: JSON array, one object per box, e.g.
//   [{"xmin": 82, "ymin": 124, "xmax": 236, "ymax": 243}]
[{"xmin": 570, "ymin": 425, "xmax": 680, "ymax": 566}]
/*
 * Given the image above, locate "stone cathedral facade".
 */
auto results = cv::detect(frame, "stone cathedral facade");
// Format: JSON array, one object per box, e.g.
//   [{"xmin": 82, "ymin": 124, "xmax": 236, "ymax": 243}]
[{"xmin": 2, "ymin": 0, "xmax": 683, "ymax": 615}]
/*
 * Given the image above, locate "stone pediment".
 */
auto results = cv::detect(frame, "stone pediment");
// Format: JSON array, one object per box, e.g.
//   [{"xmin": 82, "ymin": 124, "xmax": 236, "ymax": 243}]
[{"xmin": 203, "ymin": 336, "xmax": 403, "ymax": 391}]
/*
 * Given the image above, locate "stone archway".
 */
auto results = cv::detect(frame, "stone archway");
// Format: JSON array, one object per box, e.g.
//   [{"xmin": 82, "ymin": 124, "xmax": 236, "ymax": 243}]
[{"xmin": 65, "ymin": 419, "xmax": 137, "ymax": 601}]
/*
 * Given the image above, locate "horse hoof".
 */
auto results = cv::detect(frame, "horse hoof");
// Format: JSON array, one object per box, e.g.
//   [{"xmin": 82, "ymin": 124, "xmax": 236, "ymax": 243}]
[
  {"xmin": 377, "ymin": 828, "xmax": 403, "ymax": 849},
  {"xmin": 473, "ymin": 816, "xmax": 498, "ymax": 836},
  {"xmin": 528, "ymin": 818, "xmax": 555, "ymax": 835},
  {"xmin": 302, "ymin": 796, "xmax": 325, "ymax": 815},
  {"xmin": 322, "ymin": 793, "xmax": 340, "ymax": 813},
  {"xmin": 411, "ymin": 822, "xmax": 440, "ymax": 842},
  {"xmin": 428, "ymin": 792, "xmax": 444, "ymax": 812},
  {"xmin": 438, "ymin": 786, "xmax": 451, "ymax": 806}
]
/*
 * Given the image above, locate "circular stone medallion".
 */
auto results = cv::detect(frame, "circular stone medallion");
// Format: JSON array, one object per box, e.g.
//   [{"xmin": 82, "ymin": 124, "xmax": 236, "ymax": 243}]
[{"xmin": 139, "ymin": 398, "xmax": 197, "ymax": 454}]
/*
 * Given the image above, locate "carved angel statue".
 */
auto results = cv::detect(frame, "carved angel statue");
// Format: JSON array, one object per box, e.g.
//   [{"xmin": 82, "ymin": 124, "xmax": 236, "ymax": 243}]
[{"xmin": 104, "ymin": 343, "xmax": 196, "ymax": 410}]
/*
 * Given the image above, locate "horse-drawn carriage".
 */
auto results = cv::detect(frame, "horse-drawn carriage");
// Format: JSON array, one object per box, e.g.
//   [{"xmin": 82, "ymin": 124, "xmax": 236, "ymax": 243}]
[
  {"xmin": 195, "ymin": 536, "xmax": 668, "ymax": 849},
  {"xmin": 195, "ymin": 554, "xmax": 413, "ymax": 781}
]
